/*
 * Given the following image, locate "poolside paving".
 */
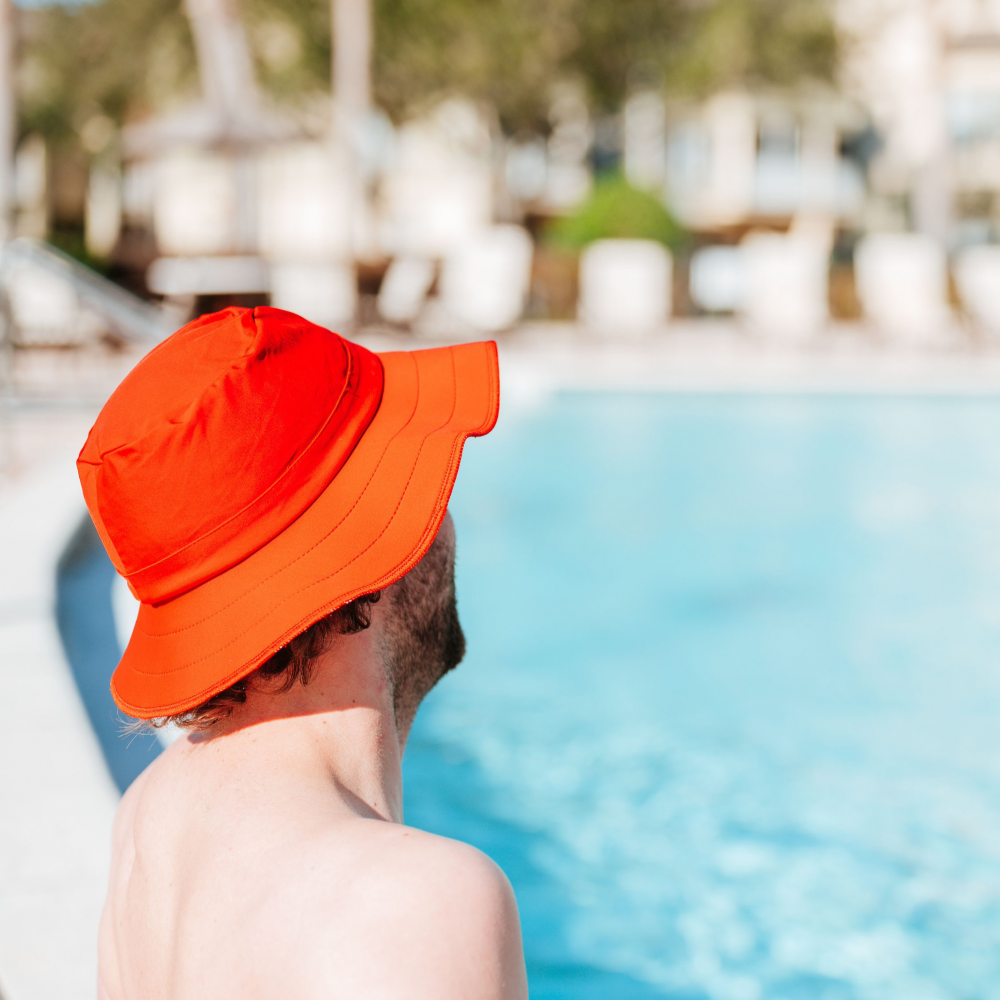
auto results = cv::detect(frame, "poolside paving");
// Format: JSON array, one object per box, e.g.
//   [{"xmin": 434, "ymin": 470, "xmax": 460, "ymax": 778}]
[
  {"xmin": 0, "ymin": 456, "xmax": 118, "ymax": 1000},
  {"xmin": 356, "ymin": 319, "xmax": 1000, "ymax": 396}
]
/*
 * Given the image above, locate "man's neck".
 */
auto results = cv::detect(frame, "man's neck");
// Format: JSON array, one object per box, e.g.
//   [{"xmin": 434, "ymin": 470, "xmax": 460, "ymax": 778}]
[{"xmin": 198, "ymin": 626, "xmax": 404, "ymax": 823}]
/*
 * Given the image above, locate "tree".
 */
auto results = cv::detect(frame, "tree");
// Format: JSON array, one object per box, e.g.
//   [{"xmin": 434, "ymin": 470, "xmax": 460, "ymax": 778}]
[
  {"xmin": 17, "ymin": 0, "xmax": 196, "ymax": 146},
  {"xmin": 19, "ymin": 0, "xmax": 837, "ymax": 143}
]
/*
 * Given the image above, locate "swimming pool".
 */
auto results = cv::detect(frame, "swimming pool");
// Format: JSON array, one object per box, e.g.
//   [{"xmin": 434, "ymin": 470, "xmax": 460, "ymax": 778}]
[
  {"xmin": 404, "ymin": 393, "xmax": 1000, "ymax": 1000},
  {"xmin": 60, "ymin": 390, "xmax": 1000, "ymax": 998}
]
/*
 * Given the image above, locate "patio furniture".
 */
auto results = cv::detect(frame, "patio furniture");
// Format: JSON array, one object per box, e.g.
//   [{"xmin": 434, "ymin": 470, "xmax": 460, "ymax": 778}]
[
  {"xmin": 741, "ymin": 231, "xmax": 829, "ymax": 340},
  {"xmin": 855, "ymin": 233, "xmax": 951, "ymax": 343},
  {"xmin": 579, "ymin": 239, "xmax": 672, "ymax": 339},
  {"xmin": 270, "ymin": 261, "xmax": 357, "ymax": 330},
  {"xmin": 439, "ymin": 225, "xmax": 534, "ymax": 332},
  {"xmin": 377, "ymin": 257, "xmax": 436, "ymax": 326},
  {"xmin": 954, "ymin": 244, "xmax": 1000, "ymax": 336}
]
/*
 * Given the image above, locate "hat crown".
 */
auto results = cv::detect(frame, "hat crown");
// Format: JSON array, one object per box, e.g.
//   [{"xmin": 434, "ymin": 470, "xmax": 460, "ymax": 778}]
[{"xmin": 78, "ymin": 307, "xmax": 383, "ymax": 603}]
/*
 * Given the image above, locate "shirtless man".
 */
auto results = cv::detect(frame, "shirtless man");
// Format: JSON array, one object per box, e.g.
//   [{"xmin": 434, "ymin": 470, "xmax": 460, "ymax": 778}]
[{"xmin": 78, "ymin": 306, "xmax": 526, "ymax": 999}]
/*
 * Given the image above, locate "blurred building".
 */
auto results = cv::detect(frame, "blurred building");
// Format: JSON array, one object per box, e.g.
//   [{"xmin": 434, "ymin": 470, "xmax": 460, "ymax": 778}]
[
  {"xmin": 8, "ymin": 0, "xmax": 1000, "ymax": 335},
  {"xmin": 111, "ymin": 0, "xmax": 503, "ymax": 329},
  {"xmin": 838, "ymin": 0, "xmax": 1000, "ymax": 246},
  {"xmin": 662, "ymin": 90, "xmax": 867, "ymax": 237}
]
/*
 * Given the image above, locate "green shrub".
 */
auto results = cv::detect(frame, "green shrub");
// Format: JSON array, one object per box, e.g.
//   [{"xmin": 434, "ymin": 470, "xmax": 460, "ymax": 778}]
[{"xmin": 546, "ymin": 175, "xmax": 686, "ymax": 251}]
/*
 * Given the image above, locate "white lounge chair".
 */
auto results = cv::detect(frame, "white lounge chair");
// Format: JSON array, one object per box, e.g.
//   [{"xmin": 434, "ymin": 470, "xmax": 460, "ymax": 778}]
[
  {"xmin": 439, "ymin": 225, "xmax": 534, "ymax": 332},
  {"xmin": 578, "ymin": 239, "xmax": 672, "ymax": 339},
  {"xmin": 5, "ymin": 263, "xmax": 84, "ymax": 346},
  {"xmin": 377, "ymin": 258, "xmax": 436, "ymax": 326},
  {"xmin": 270, "ymin": 262, "xmax": 357, "ymax": 330},
  {"xmin": 954, "ymin": 244, "xmax": 1000, "ymax": 336},
  {"xmin": 854, "ymin": 233, "xmax": 951, "ymax": 343},
  {"xmin": 740, "ymin": 231, "xmax": 829, "ymax": 341}
]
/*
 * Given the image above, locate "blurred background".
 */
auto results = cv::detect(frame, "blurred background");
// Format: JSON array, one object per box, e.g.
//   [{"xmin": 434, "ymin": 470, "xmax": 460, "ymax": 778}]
[{"xmin": 4, "ymin": 0, "xmax": 1000, "ymax": 998}]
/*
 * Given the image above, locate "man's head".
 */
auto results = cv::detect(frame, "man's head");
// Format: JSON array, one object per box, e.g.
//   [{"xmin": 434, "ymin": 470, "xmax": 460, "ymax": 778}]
[
  {"xmin": 162, "ymin": 513, "xmax": 465, "ymax": 738},
  {"xmin": 79, "ymin": 307, "xmax": 498, "ymax": 720}
]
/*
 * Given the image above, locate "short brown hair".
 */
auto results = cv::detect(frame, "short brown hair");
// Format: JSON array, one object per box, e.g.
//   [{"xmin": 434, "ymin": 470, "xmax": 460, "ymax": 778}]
[{"xmin": 154, "ymin": 593, "xmax": 381, "ymax": 731}]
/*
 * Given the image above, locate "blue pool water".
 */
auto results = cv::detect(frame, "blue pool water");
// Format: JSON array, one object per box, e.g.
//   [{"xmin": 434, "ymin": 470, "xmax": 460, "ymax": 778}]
[{"xmin": 403, "ymin": 393, "xmax": 1000, "ymax": 1000}]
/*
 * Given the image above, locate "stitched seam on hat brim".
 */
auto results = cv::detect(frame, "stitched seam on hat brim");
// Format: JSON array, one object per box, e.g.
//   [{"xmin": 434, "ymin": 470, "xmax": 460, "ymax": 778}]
[
  {"xmin": 109, "ymin": 326, "xmax": 374, "ymax": 585},
  {"xmin": 118, "ymin": 350, "xmax": 475, "ymax": 701}
]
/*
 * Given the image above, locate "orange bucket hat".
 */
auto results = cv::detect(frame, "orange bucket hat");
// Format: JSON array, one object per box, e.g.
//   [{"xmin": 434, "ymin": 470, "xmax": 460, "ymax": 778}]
[{"xmin": 77, "ymin": 306, "xmax": 499, "ymax": 719}]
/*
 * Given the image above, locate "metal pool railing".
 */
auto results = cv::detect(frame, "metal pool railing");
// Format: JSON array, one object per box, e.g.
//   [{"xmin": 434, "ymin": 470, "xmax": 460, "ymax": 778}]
[
  {"xmin": 0, "ymin": 237, "xmax": 176, "ymax": 345},
  {"xmin": 0, "ymin": 237, "xmax": 178, "ymax": 481}
]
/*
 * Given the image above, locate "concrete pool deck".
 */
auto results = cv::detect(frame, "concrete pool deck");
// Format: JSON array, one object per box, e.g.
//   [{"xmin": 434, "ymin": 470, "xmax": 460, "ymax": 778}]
[
  {"xmin": 0, "ymin": 455, "xmax": 118, "ymax": 1000},
  {"xmin": 497, "ymin": 321, "xmax": 1000, "ymax": 395},
  {"xmin": 399, "ymin": 320, "xmax": 1000, "ymax": 397},
  {"xmin": 5, "ymin": 319, "xmax": 1000, "ymax": 997}
]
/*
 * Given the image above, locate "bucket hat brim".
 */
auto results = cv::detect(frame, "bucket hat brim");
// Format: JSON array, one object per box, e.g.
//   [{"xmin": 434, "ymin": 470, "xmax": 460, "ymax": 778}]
[{"xmin": 111, "ymin": 340, "xmax": 499, "ymax": 719}]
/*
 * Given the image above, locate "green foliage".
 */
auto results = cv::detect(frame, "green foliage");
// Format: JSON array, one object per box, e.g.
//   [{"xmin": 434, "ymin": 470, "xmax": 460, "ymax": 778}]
[
  {"xmin": 18, "ymin": 0, "xmax": 196, "ymax": 146},
  {"xmin": 372, "ymin": 0, "xmax": 577, "ymax": 130},
  {"xmin": 17, "ymin": 0, "xmax": 838, "ymax": 142},
  {"xmin": 669, "ymin": 0, "xmax": 838, "ymax": 97},
  {"xmin": 562, "ymin": 0, "xmax": 688, "ymax": 114},
  {"xmin": 373, "ymin": 0, "xmax": 837, "ymax": 127},
  {"xmin": 547, "ymin": 175, "xmax": 686, "ymax": 250},
  {"xmin": 48, "ymin": 225, "xmax": 110, "ymax": 273},
  {"xmin": 241, "ymin": 0, "xmax": 331, "ymax": 104}
]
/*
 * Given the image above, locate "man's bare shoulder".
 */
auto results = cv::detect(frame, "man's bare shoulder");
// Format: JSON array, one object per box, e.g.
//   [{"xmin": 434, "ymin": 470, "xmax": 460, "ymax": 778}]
[
  {"xmin": 302, "ymin": 823, "xmax": 528, "ymax": 1000},
  {"xmin": 103, "ymin": 742, "xmax": 528, "ymax": 1000},
  {"xmin": 107, "ymin": 738, "xmax": 183, "ymax": 866}
]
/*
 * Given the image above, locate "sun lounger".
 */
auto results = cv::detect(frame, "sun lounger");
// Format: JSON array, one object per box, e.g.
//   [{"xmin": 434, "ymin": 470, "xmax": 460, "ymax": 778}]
[
  {"xmin": 439, "ymin": 225, "xmax": 534, "ymax": 332},
  {"xmin": 270, "ymin": 261, "xmax": 357, "ymax": 329},
  {"xmin": 377, "ymin": 258, "xmax": 436, "ymax": 326},
  {"xmin": 579, "ymin": 239, "xmax": 672, "ymax": 338},
  {"xmin": 855, "ymin": 233, "xmax": 951, "ymax": 343},
  {"xmin": 954, "ymin": 244, "xmax": 1000, "ymax": 337},
  {"xmin": 741, "ymin": 231, "xmax": 829, "ymax": 340}
]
